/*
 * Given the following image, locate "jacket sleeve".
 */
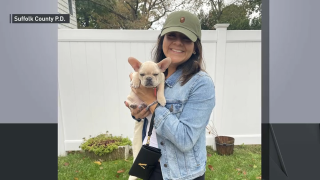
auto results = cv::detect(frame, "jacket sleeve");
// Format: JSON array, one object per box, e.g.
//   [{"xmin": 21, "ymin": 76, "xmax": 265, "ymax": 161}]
[{"xmin": 153, "ymin": 75, "xmax": 215, "ymax": 152}]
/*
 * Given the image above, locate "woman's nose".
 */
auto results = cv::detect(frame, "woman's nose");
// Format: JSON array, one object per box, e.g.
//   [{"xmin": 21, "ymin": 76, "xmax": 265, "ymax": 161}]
[{"xmin": 173, "ymin": 37, "xmax": 183, "ymax": 45}]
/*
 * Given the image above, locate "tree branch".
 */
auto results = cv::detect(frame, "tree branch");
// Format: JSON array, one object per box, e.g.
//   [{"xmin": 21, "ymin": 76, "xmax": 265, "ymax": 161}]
[
  {"xmin": 143, "ymin": 0, "xmax": 147, "ymax": 15},
  {"xmin": 148, "ymin": 0, "xmax": 158, "ymax": 12},
  {"xmin": 125, "ymin": 1, "xmax": 136, "ymax": 12},
  {"xmin": 170, "ymin": 0, "xmax": 186, "ymax": 12},
  {"xmin": 135, "ymin": 0, "xmax": 139, "ymax": 18},
  {"xmin": 149, "ymin": 8, "xmax": 167, "ymax": 24},
  {"xmin": 210, "ymin": 0, "xmax": 218, "ymax": 12},
  {"xmin": 89, "ymin": 0, "xmax": 128, "ymax": 20}
]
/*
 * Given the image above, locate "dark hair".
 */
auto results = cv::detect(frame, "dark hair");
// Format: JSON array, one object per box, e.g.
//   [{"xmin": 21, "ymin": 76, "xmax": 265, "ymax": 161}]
[{"xmin": 152, "ymin": 34, "xmax": 205, "ymax": 86}]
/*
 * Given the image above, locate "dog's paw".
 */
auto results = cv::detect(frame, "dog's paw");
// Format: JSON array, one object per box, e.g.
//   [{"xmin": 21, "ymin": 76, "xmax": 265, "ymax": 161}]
[
  {"xmin": 138, "ymin": 103, "xmax": 147, "ymax": 110},
  {"xmin": 129, "ymin": 104, "xmax": 138, "ymax": 109},
  {"xmin": 132, "ymin": 85, "xmax": 139, "ymax": 88},
  {"xmin": 157, "ymin": 98, "xmax": 166, "ymax": 106},
  {"xmin": 131, "ymin": 84, "xmax": 140, "ymax": 88},
  {"xmin": 131, "ymin": 79, "xmax": 140, "ymax": 88}
]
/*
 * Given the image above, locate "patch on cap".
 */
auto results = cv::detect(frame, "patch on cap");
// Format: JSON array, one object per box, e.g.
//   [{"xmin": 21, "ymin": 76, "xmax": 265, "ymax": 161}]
[{"xmin": 180, "ymin": 17, "xmax": 185, "ymax": 23}]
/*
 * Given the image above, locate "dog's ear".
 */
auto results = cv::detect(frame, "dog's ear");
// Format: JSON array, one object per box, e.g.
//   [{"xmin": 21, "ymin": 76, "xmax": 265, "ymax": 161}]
[
  {"xmin": 157, "ymin": 57, "xmax": 171, "ymax": 72},
  {"xmin": 128, "ymin": 57, "xmax": 142, "ymax": 72}
]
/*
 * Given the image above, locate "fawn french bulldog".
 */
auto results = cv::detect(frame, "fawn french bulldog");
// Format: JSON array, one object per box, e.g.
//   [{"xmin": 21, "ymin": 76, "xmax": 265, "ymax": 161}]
[{"xmin": 126, "ymin": 57, "xmax": 171, "ymax": 180}]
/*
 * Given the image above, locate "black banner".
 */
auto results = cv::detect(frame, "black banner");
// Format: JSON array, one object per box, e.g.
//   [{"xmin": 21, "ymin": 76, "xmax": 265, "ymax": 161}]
[
  {"xmin": 0, "ymin": 124, "xmax": 57, "ymax": 179},
  {"xmin": 11, "ymin": 14, "xmax": 70, "ymax": 23}
]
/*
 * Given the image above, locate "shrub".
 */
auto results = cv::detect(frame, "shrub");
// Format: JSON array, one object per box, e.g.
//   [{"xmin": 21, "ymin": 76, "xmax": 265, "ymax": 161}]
[{"xmin": 80, "ymin": 132, "xmax": 132, "ymax": 156}]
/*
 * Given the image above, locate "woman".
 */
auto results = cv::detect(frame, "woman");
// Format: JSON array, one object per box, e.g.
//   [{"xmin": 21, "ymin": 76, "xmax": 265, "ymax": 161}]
[{"xmin": 127, "ymin": 10, "xmax": 215, "ymax": 180}]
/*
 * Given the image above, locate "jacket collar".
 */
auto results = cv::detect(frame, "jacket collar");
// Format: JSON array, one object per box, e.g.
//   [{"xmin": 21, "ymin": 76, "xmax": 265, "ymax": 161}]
[{"xmin": 165, "ymin": 68, "xmax": 182, "ymax": 88}]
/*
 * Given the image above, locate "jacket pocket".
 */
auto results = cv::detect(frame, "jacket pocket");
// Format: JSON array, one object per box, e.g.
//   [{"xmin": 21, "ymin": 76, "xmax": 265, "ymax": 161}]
[{"xmin": 165, "ymin": 100, "xmax": 183, "ymax": 114}]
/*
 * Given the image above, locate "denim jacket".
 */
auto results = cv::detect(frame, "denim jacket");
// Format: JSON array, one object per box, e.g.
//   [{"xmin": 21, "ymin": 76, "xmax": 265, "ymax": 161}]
[{"xmin": 150, "ymin": 68, "xmax": 215, "ymax": 180}]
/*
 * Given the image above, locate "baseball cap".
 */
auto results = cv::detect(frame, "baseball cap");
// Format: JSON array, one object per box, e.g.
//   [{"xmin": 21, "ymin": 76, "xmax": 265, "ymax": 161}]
[{"xmin": 160, "ymin": 11, "xmax": 201, "ymax": 42}]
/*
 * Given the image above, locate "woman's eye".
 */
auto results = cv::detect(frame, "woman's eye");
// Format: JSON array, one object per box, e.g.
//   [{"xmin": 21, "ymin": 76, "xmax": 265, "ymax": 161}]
[{"xmin": 140, "ymin": 74, "xmax": 145, "ymax": 76}]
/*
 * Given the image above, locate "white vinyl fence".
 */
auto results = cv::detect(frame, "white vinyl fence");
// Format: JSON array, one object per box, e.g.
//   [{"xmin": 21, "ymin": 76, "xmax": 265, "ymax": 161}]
[{"xmin": 58, "ymin": 24, "xmax": 261, "ymax": 156}]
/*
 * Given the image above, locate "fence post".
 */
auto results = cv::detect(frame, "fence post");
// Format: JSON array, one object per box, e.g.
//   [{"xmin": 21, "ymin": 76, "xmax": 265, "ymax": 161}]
[
  {"xmin": 58, "ymin": 90, "xmax": 67, "ymax": 156},
  {"xmin": 213, "ymin": 23, "xmax": 229, "ymax": 137}
]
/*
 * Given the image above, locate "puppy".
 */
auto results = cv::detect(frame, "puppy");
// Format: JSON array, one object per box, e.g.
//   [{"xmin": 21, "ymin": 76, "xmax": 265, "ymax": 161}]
[
  {"xmin": 125, "ymin": 57, "xmax": 171, "ymax": 110},
  {"xmin": 126, "ymin": 57, "xmax": 171, "ymax": 180}
]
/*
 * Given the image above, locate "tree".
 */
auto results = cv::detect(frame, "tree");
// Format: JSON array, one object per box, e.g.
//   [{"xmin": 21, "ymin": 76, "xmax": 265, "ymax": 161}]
[
  {"xmin": 243, "ymin": 0, "xmax": 262, "ymax": 30},
  {"xmin": 198, "ymin": 0, "xmax": 261, "ymax": 30},
  {"xmin": 76, "ymin": 0, "xmax": 117, "ymax": 29},
  {"xmin": 76, "ymin": 0, "xmax": 201, "ymax": 29},
  {"xmin": 198, "ymin": 9, "xmax": 216, "ymax": 30},
  {"xmin": 76, "ymin": 0, "xmax": 262, "ymax": 30},
  {"xmin": 219, "ymin": 3, "xmax": 250, "ymax": 30},
  {"xmin": 242, "ymin": 0, "xmax": 262, "ymax": 16},
  {"xmin": 250, "ymin": 16, "xmax": 261, "ymax": 30}
]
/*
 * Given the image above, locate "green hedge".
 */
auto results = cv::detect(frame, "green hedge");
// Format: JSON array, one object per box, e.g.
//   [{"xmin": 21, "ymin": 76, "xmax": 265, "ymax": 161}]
[{"xmin": 80, "ymin": 133, "xmax": 132, "ymax": 156}]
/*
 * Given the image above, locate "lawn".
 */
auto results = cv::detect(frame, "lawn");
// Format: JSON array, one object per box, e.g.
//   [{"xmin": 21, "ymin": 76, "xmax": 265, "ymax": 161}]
[{"xmin": 58, "ymin": 145, "xmax": 261, "ymax": 180}]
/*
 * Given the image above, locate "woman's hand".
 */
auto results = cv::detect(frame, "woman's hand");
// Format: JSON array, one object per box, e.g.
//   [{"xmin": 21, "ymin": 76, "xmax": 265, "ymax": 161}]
[{"xmin": 131, "ymin": 86, "xmax": 156, "ymax": 105}]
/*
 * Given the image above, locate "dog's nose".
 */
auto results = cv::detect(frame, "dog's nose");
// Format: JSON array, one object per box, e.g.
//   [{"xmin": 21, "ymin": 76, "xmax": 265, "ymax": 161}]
[{"xmin": 146, "ymin": 77, "xmax": 152, "ymax": 81}]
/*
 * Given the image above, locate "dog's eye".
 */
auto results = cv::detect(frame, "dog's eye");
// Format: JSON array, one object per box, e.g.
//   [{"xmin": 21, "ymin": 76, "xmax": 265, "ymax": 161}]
[
  {"xmin": 140, "ymin": 74, "xmax": 145, "ymax": 76},
  {"xmin": 153, "ymin": 74, "xmax": 158, "ymax": 76}
]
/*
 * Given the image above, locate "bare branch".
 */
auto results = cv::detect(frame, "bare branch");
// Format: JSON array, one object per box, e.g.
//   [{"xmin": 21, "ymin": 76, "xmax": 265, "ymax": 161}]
[
  {"xmin": 148, "ymin": 0, "xmax": 157, "ymax": 12},
  {"xmin": 143, "ymin": 0, "xmax": 147, "ymax": 15},
  {"xmin": 135, "ymin": 0, "xmax": 139, "ymax": 18},
  {"xmin": 170, "ymin": 1, "xmax": 186, "ymax": 12},
  {"xmin": 149, "ymin": 8, "xmax": 167, "ymax": 23},
  {"xmin": 89, "ymin": 0, "xmax": 129, "ymax": 20},
  {"xmin": 210, "ymin": 0, "xmax": 218, "ymax": 12},
  {"xmin": 124, "ymin": 1, "xmax": 134, "ymax": 11}
]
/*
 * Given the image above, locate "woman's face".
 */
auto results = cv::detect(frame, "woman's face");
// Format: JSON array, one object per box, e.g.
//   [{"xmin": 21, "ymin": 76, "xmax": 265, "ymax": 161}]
[{"xmin": 162, "ymin": 32, "xmax": 195, "ymax": 67}]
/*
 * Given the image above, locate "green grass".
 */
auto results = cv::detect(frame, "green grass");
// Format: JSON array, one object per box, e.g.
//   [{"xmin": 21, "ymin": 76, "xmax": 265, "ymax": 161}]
[
  {"xmin": 58, "ymin": 145, "xmax": 261, "ymax": 180},
  {"xmin": 205, "ymin": 144, "xmax": 261, "ymax": 180}
]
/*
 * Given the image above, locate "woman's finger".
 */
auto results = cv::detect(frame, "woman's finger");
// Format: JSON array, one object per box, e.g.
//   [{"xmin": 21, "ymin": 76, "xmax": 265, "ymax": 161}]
[
  {"xmin": 141, "ymin": 109, "xmax": 150, "ymax": 117},
  {"xmin": 132, "ymin": 105, "xmax": 145, "ymax": 116},
  {"xmin": 142, "ymin": 108, "xmax": 151, "ymax": 117},
  {"xmin": 131, "ymin": 107, "xmax": 140, "ymax": 116},
  {"xmin": 134, "ymin": 108, "xmax": 145, "ymax": 118},
  {"xmin": 135, "ymin": 108, "xmax": 148, "ymax": 119},
  {"xmin": 124, "ymin": 101, "xmax": 129, "ymax": 108}
]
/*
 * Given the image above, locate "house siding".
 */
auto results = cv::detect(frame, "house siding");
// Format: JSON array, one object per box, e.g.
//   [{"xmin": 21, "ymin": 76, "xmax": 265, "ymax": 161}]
[{"xmin": 58, "ymin": 0, "xmax": 77, "ymax": 29}]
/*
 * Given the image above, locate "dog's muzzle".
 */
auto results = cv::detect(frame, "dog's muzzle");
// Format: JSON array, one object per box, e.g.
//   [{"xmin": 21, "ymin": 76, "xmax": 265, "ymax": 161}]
[{"xmin": 145, "ymin": 78, "xmax": 154, "ymax": 87}]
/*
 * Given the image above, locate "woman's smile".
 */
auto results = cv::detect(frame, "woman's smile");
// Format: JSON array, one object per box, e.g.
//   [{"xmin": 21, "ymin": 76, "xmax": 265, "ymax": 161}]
[{"xmin": 170, "ymin": 48, "xmax": 184, "ymax": 53}]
